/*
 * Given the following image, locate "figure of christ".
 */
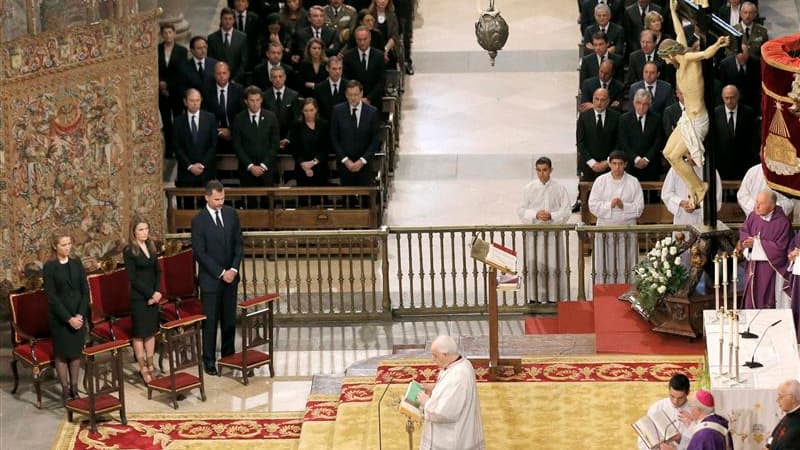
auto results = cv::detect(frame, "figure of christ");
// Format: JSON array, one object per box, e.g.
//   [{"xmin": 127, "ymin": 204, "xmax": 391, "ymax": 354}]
[{"xmin": 659, "ymin": 0, "xmax": 729, "ymax": 208}]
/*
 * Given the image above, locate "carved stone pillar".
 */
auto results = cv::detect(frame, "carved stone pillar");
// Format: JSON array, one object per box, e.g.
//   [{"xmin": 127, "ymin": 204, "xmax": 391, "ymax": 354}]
[{"xmin": 158, "ymin": 0, "xmax": 190, "ymax": 44}]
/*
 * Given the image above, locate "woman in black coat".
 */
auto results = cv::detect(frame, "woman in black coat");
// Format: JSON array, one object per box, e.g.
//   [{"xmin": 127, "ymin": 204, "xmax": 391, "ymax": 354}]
[
  {"xmin": 43, "ymin": 233, "xmax": 89, "ymax": 404},
  {"xmin": 122, "ymin": 216, "xmax": 162, "ymax": 384},
  {"xmin": 288, "ymin": 97, "xmax": 330, "ymax": 187}
]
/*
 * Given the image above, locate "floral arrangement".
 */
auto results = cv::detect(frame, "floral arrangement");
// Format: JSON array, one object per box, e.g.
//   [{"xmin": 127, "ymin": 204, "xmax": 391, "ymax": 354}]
[{"xmin": 632, "ymin": 237, "xmax": 688, "ymax": 316}]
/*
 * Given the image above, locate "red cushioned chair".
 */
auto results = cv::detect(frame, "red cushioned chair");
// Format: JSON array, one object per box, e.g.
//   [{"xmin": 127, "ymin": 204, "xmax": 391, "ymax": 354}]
[
  {"xmin": 9, "ymin": 289, "xmax": 55, "ymax": 409},
  {"xmin": 218, "ymin": 293, "xmax": 279, "ymax": 385},
  {"xmin": 158, "ymin": 249, "xmax": 203, "ymax": 322},
  {"xmin": 65, "ymin": 340, "xmax": 129, "ymax": 434},
  {"xmin": 147, "ymin": 314, "xmax": 206, "ymax": 409},
  {"xmin": 87, "ymin": 269, "xmax": 133, "ymax": 343}
]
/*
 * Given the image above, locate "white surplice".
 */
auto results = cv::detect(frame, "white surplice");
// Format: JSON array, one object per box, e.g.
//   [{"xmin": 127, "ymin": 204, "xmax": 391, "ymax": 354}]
[
  {"xmin": 637, "ymin": 397, "xmax": 692, "ymax": 450},
  {"xmin": 420, "ymin": 357, "xmax": 485, "ymax": 450},
  {"xmin": 661, "ymin": 165, "xmax": 722, "ymax": 225},
  {"xmin": 588, "ymin": 172, "xmax": 644, "ymax": 284},
  {"xmin": 737, "ymin": 164, "xmax": 795, "ymax": 217},
  {"xmin": 516, "ymin": 178, "xmax": 572, "ymax": 302}
]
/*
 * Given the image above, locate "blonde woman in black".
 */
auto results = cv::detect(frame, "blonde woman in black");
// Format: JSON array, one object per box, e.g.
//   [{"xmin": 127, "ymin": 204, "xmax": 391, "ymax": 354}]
[
  {"xmin": 43, "ymin": 233, "xmax": 89, "ymax": 404},
  {"xmin": 122, "ymin": 216, "xmax": 162, "ymax": 383}
]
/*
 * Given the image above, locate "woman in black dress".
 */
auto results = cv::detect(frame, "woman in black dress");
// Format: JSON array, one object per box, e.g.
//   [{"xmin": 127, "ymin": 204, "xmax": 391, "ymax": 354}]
[
  {"xmin": 298, "ymin": 38, "xmax": 329, "ymax": 98},
  {"xmin": 43, "ymin": 233, "xmax": 89, "ymax": 404},
  {"xmin": 122, "ymin": 216, "xmax": 162, "ymax": 384},
  {"xmin": 288, "ymin": 97, "xmax": 330, "ymax": 186},
  {"xmin": 368, "ymin": 0, "xmax": 402, "ymax": 68}
]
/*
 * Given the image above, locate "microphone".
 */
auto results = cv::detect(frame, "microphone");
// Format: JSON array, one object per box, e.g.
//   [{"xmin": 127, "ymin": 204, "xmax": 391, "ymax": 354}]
[
  {"xmin": 377, "ymin": 367, "xmax": 403, "ymax": 450},
  {"xmin": 739, "ymin": 308, "xmax": 765, "ymax": 339},
  {"xmin": 743, "ymin": 319, "xmax": 782, "ymax": 369}
]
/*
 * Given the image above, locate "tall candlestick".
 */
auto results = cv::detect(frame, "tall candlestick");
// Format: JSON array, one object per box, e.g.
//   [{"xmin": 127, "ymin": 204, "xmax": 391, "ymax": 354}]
[
  {"xmin": 732, "ymin": 251, "xmax": 738, "ymax": 313},
  {"xmin": 734, "ymin": 315, "xmax": 740, "ymax": 381},
  {"xmin": 728, "ymin": 312, "xmax": 735, "ymax": 376},
  {"xmin": 719, "ymin": 310, "xmax": 725, "ymax": 373},
  {"xmin": 722, "ymin": 253, "xmax": 728, "ymax": 313},
  {"xmin": 714, "ymin": 256, "xmax": 720, "ymax": 312}
]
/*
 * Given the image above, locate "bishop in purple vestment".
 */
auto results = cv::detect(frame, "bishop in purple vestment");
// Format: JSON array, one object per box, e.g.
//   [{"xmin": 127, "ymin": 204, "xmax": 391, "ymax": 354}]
[
  {"xmin": 738, "ymin": 190, "xmax": 791, "ymax": 310},
  {"xmin": 659, "ymin": 390, "xmax": 733, "ymax": 450},
  {"xmin": 786, "ymin": 233, "xmax": 800, "ymax": 341}
]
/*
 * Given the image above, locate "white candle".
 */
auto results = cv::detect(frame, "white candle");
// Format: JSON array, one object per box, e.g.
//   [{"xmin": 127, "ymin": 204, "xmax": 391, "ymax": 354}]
[
  {"xmin": 732, "ymin": 252, "xmax": 738, "ymax": 312},
  {"xmin": 714, "ymin": 257, "xmax": 720, "ymax": 311},
  {"xmin": 722, "ymin": 254, "xmax": 728, "ymax": 313}
]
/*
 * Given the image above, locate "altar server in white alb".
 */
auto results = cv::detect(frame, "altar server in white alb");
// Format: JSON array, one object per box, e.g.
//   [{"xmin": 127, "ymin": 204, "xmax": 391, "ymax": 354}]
[
  {"xmin": 417, "ymin": 335, "xmax": 484, "ymax": 450},
  {"xmin": 737, "ymin": 163, "xmax": 794, "ymax": 218},
  {"xmin": 638, "ymin": 374, "xmax": 693, "ymax": 450},
  {"xmin": 517, "ymin": 156, "xmax": 572, "ymax": 303},
  {"xmin": 661, "ymin": 156, "xmax": 722, "ymax": 226},
  {"xmin": 588, "ymin": 150, "xmax": 644, "ymax": 284}
]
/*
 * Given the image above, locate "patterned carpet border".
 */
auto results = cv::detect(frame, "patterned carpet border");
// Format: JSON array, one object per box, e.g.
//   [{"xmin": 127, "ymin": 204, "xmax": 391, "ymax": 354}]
[
  {"xmin": 52, "ymin": 411, "xmax": 304, "ymax": 450},
  {"xmin": 376, "ymin": 355, "xmax": 704, "ymax": 383},
  {"xmin": 303, "ymin": 394, "xmax": 339, "ymax": 422},
  {"xmin": 338, "ymin": 376, "xmax": 375, "ymax": 404}
]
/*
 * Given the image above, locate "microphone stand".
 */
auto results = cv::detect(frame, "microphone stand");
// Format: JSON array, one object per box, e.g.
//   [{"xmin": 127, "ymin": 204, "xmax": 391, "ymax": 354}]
[
  {"xmin": 739, "ymin": 308, "xmax": 765, "ymax": 339},
  {"xmin": 743, "ymin": 320, "xmax": 783, "ymax": 369},
  {"xmin": 377, "ymin": 370, "xmax": 398, "ymax": 450}
]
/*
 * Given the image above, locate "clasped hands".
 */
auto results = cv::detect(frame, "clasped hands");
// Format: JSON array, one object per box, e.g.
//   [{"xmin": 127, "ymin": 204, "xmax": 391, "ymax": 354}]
[
  {"xmin": 68, "ymin": 315, "xmax": 84, "ymax": 330},
  {"xmin": 222, "ymin": 269, "xmax": 237, "ymax": 283},
  {"xmin": 301, "ymin": 160, "xmax": 316, "ymax": 177},
  {"xmin": 344, "ymin": 158, "xmax": 365, "ymax": 173},
  {"xmin": 611, "ymin": 197, "xmax": 624, "ymax": 209},
  {"xmin": 147, "ymin": 291, "xmax": 163, "ymax": 306}
]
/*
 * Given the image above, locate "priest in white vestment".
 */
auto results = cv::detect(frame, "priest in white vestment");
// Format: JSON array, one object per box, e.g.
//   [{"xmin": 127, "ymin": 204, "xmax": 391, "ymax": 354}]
[
  {"xmin": 638, "ymin": 374, "xmax": 693, "ymax": 450},
  {"xmin": 588, "ymin": 151, "xmax": 644, "ymax": 284},
  {"xmin": 418, "ymin": 336, "xmax": 484, "ymax": 450},
  {"xmin": 737, "ymin": 163, "xmax": 794, "ymax": 218},
  {"xmin": 517, "ymin": 157, "xmax": 572, "ymax": 302}
]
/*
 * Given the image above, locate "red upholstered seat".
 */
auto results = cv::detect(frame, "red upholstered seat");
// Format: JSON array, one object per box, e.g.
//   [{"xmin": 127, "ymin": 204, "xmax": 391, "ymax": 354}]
[
  {"xmin": 89, "ymin": 316, "xmax": 133, "ymax": 342},
  {"xmin": 87, "ymin": 269, "xmax": 133, "ymax": 342},
  {"xmin": 159, "ymin": 297, "xmax": 203, "ymax": 322},
  {"xmin": 9, "ymin": 289, "xmax": 55, "ymax": 408},
  {"xmin": 65, "ymin": 394, "xmax": 122, "ymax": 414},
  {"xmin": 159, "ymin": 250, "xmax": 202, "ymax": 321},
  {"xmin": 218, "ymin": 350, "xmax": 270, "ymax": 369},
  {"xmin": 148, "ymin": 372, "xmax": 202, "ymax": 392}
]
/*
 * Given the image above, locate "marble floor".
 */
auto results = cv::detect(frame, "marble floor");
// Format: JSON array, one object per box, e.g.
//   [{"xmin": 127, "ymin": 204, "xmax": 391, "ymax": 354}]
[{"xmin": 3, "ymin": 1, "xmax": 800, "ymax": 448}]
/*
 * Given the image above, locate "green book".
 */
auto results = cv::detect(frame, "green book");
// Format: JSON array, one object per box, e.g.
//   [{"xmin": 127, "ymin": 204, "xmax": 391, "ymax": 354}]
[{"xmin": 399, "ymin": 381, "xmax": 424, "ymax": 420}]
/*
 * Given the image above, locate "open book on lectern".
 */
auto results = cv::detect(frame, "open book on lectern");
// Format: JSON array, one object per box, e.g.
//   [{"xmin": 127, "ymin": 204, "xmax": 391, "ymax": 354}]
[
  {"xmin": 470, "ymin": 236, "xmax": 517, "ymax": 274},
  {"xmin": 631, "ymin": 411, "xmax": 680, "ymax": 450},
  {"xmin": 398, "ymin": 380, "xmax": 424, "ymax": 421}
]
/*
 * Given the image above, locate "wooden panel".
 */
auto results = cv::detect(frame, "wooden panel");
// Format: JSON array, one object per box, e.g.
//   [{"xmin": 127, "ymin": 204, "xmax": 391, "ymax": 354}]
[{"xmin": 273, "ymin": 209, "xmax": 375, "ymax": 229}]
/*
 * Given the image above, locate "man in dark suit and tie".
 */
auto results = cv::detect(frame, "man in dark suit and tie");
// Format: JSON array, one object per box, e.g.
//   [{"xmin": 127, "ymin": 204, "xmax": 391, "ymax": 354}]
[
  {"xmin": 263, "ymin": 66, "xmax": 301, "ymax": 150},
  {"xmin": 251, "ymin": 42, "xmax": 298, "ymax": 92},
  {"xmin": 623, "ymin": 0, "xmax": 663, "ymax": 55},
  {"xmin": 202, "ymin": 62, "xmax": 245, "ymax": 155},
  {"xmin": 577, "ymin": 88, "xmax": 621, "ymax": 181},
  {"xmin": 580, "ymin": 0, "xmax": 624, "ymax": 33},
  {"xmin": 232, "ymin": 0, "xmax": 261, "ymax": 72},
  {"xmin": 628, "ymin": 62, "xmax": 674, "ymax": 115},
  {"xmin": 714, "ymin": 85, "xmax": 758, "ymax": 180},
  {"xmin": 314, "ymin": 56, "xmax": 348, "ymax": 120},
  {"xmin": 233, "ymin": 86, "xmax": 280, "ymax": 186},
  {"xmin": 292, "ymin": 5, "xmax": 340, "ymax": 63},
  {"xmin": 343, "ymin": 26, "xmax": 385, "ymax": 108},
  {"xmin": 191, "ymin": 180, "xmax": 244, "ymax": 376},
  {"xmin": 580, "ymin": 60, "xmax": 624, "ymax": 112},
  {"xmin": 179, "ymin": 36, "xmax": 218, "ymax": 96},
  {"xmin": 717, "ymin": 47, "xmax": 761, "ymax": 113},
  {"xmin": 662, "ymin": 88, "xmax": 684, "ymax": 137},
  {"xmin": 728, "ymin": 2, "xmax": 768, "ymax": 58},
  {"xmin": 579, "ymin": 32, "xmax": 623, "ymax": 85},
  {"xmin": 331, "ymin": 80, "xmax": 381, "ymax": 186},
  {"xmin": 582, "ymin": 4, "xmax": 625, "ymax": 57},
  {"xmin": 159, "ymin": 24, "xmax": 189, "ymax": 158},
  {"xmin": 619, "ymin": 88, "xmax": 665, "ymax": 181},
  {"xmin": 173, "ymin": 89, "xmax": 218, "ymax": 187},
  {"xmin": 626, "ymin": 30, "xmax": 669, "ymax": 89},
  {"xmin": 208, "ymin": 8, "xmax": 249, "ymax": 82}
]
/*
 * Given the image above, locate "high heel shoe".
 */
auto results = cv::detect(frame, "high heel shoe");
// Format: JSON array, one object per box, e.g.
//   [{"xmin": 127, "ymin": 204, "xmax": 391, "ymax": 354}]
[
  {"xmin": 61, "ymin": 386, "xmax": 70, "ymax": 406},
  {"xmin": 70, "ymin": 384, "xmax": 79, "ymax": 400},
  {"xmin": 137, "ymin": 357, "xmax": 153, "ymax": 384},
  {"xmin": 146, "ymin": 355, "xmax": 158, "ymax": 379}
]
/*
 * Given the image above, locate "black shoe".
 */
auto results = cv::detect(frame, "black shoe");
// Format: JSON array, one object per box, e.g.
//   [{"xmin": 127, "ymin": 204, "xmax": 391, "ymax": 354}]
[
  {"xmin": 571, "ymin": 200, "xmax": 581, "ymax": 213},
  {"xmin": 204, "ymin": 365, "xmax": 218, "ymax": 376},
  {"xmin": 405, "ymin": 62, "xmax": 414, "ymax": 75}
]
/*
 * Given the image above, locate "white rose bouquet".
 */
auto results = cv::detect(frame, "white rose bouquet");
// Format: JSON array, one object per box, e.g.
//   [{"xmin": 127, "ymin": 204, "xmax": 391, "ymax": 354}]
[{"xmin": 631, "ymin": 237, "xmax": 688, "ymax": 315}]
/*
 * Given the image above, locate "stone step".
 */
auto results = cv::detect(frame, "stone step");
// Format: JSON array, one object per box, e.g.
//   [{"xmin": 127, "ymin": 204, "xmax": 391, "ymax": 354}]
[{"xmin": 392, "ymin": 152, "xmax": 577, "ymax": 181}]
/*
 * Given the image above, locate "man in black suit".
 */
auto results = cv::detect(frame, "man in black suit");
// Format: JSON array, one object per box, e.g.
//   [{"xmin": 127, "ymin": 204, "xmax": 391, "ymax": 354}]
[
  {"xmin": 582, "ymin": 4, "xmax": 625, "ymax": 56},
  {"xmin": 626, "ymin": 30, "xmax": 668, "ymax": 88},
  {"xmin": 618, "ymin": 88, "xmax": 664, "ymax": 181},
  {"xmin": 233, "ymin": 86, "xmax": 280, "ymax": 186},
  {"xmin": 314, "ymin": 56, "xmax": 348, "ymax": 120},
  {"xmin": 191, "ymin": 180, "xmax": 244, "ymax": 376},
  {"xmin": 263, "ymin": 66, "xmax": 301, "ymax": 150},
  {"xmin": 580, "ymin": 0, "xmax": 624, "ymax": 33},
  {"xmin": 202, "ymin": 62, "xmax": 245, "ymax": 155},
  {"xmin": 662, "ymin": 88, "xmax": 684, "ymax": 137},
  {"xmin": 233, "ymin": 0, "xmax": 262, "ymax": 73},
  {"xmin": 208, "ymin": 8, "xmax": 249, "ymax": 82},
  {"xmin": 580, "ymin": 60, "xmax": 624, "ymax": 112},
  {"xmin": 331, "ymin": 80, "xmax": 382, "ymax": 186},
  {"xmin": 718, "ymin": 0, "xmax": 742, "ymax": 27},
  {"xmin": 714, "ymin": 85, "xmax": 758, "ymax": 180},
  {"xmin": 173, "ymin": 89, "xmax": 218, "ymax": 187},
  {"xmin": 623, "ymin": 0, "xmax": 663, "ymax": 55},
  {"xmin": 251, "ymin": 42, "xmax": 298, "ymax": 92},
  {"xmin": 579, "ymin": 32, "xmax": 623, "ymax": 85},
  {"xmin": 230, "ymin": 0, "xmax": 280, "ymax": 17},
  {"xmin": 292, "ymin": 5, "xmax": 339, "ymax": 63},
  {"xmin": 717, "ymin": 47, "xmax": 761, "ymax": 113},
  {"xmin": 159, "ymin": 24, "xmax": 189, "ymax": 158},
  {"xmin": 179, "ymin": 36, "xmax": 218, "ymax": 96},
  {"xmin": 628, "ymin": 62, "xmax": 674, "ymax": 115},
  {"xmin": 577, "ymin": 88, "xmax": 620, "ymax": 181},
  {"xmin": 343, "ymin": 26, "xmax": 386, "ymax": 108}
]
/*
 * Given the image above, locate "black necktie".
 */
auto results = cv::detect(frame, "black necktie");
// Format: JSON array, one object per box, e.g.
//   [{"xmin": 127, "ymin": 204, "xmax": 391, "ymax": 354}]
[
  {"xmin": 333, "ymin": 82, "xmax": 338, "ymax": 96},
  {"xmin": 640, "ymin": 8, "xmax": 646, "ymax": 25},
  {"xmin": 237, "ymin": 14, "xmax": 244, "ymax": 31},
  {"xmin": 251, "ymin": 114, "xmax": 257, "ymax": 126},
  {"xmin": 738, "ymin": 64, "xmax": 745, "ymax": 75},
  {"xmin": 190, "ymin": 115, "xmax": 198, "ymax": 141},
  {"xmin": 728, "ymin": 111, "xmax": 735, "ymax": 136},
  {"xmin": 361, "ymin": 52, "xmax": 367, "ymax": 71},
  {"xmin": 351, "ymin": 107, "xmax": 357, "ymax": 124},
  {"xmin": 215, "ymin": 210, "xmax": 223, "ymax": 228},
  {"xmin": 225, "ymin": 32, "xmax": 231, "ymax": 47},
  {"xmin": 219, "ymin": 89, "xmax": 227, "ymax": 126},
  {"xmin": 745, "ymin": 27, "xmax": 750, "ymax": 41},
  {"xmin": 197, "ymin": 61, "xmax": 203, "ymax": 75},
  {"xmin": 601, "ymin": 81, "xmax": 607, "ymax": 89},
  {"xmin": 647, "ymin": 85, "xmax": 654, "ymax": 97},
  {"xmin": 646, "ymin": 54, "xmax": 651, "ymax": 62},
  {"xmin": 600, "ymin": 27, "xmax": 606, "ymax": 34},
  {"xmin": 596, "ymin": 114, "xmax": 604, "ymax": 132},
  {"xmin": 315, "ymin": 29, "xmax": 320, "ymax": 39},
  {"xmin": 276, "ymin": 91, "xmax": 282, "ymax": 106},
  {"xmin": 639, "ymin": 115, "xmax": 645, "ymax": 131}
]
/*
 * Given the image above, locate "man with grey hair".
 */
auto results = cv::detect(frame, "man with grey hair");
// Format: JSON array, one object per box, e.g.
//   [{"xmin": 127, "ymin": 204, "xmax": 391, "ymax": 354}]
[
  {"xmin": 417, "ymin": 336, "xmax": 484, "ymax": 450},
  {"xmin": 659, "ymin": 389, "xmax": 732, "ymax": 450},
  {"xmin": 619, "ymin": 88, "xmax": 664, "ymax": 181},
  {"xmin": 766, "ymin": 379, "xmax": 800, "ymax": 449},
  {"xmin": 738, "ymin": 189, "xmax": 792, "ymax": 309}
]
